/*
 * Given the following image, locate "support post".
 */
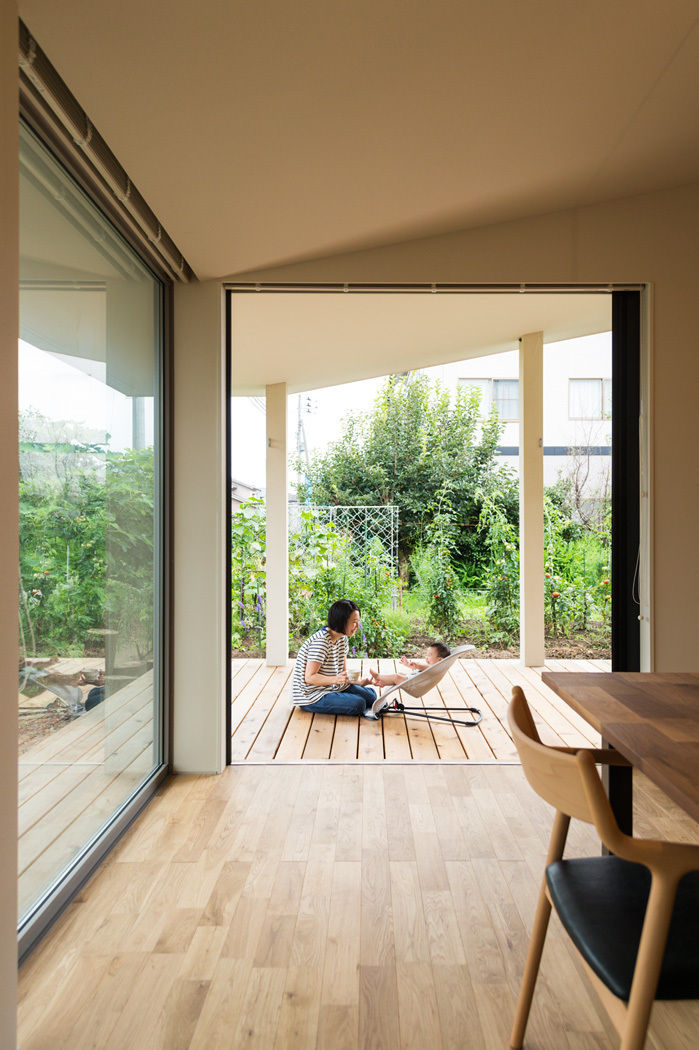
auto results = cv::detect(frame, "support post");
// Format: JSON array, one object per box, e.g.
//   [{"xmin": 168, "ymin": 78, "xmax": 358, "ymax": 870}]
[
  {"xmin": 265, "ymin": 383, "xmax": 289, "ymax": 666},
  {"xmin": 519, "ymin": 332, "xmax": 545, "ymax": 666}
]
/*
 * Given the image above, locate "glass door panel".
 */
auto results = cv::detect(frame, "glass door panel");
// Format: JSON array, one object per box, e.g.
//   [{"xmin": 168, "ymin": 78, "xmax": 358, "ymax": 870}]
[{"xmin": 18, "ymin": 123, "xmax": 162, "ymax": 922}]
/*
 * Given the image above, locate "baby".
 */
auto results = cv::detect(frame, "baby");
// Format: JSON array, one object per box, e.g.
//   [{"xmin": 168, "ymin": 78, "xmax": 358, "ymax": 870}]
[{"xmin": 368, "ymin": 640, "xmax": 450, "ymax": 688}]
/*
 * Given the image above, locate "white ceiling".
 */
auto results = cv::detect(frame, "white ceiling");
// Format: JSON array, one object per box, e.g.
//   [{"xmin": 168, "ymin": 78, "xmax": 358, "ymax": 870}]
[
  {"xmin": 19, "ymin": 1, "xmax": 699, "ymax": 280},
  {"xmin": 231, "ymin": 292, "xmax": 611, "ymax": 394}
]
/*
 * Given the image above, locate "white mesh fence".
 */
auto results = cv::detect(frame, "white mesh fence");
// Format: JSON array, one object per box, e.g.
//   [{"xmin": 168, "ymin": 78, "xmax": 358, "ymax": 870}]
[{"xmin": 288, "ymin": 503, "xmax": 399, "ymax": 578}]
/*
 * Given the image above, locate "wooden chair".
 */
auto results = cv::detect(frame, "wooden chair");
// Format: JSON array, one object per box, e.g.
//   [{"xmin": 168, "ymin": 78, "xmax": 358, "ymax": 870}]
[{"xmin": 507, "ymin": 685, "xmax": 699, "ymax": 1050}]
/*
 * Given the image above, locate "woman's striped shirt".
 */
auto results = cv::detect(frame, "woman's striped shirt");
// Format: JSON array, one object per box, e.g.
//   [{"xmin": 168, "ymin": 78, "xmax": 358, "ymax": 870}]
[{"xmin": 291, "ymin": 627, "xmax": 348, "ymax": 706}]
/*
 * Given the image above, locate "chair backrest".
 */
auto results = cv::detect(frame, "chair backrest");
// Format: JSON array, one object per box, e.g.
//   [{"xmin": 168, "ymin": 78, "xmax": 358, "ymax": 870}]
[
  {"xmin": 398, "ymin": 644, "xmax": 474, "ymax": 697},
  {"xmin": 508, "ymin": 685, "xmax": 597, "ymax": 824},
  {"xmin": 370, "ymin": 644, "xmax": 474, "ymax": 716}
]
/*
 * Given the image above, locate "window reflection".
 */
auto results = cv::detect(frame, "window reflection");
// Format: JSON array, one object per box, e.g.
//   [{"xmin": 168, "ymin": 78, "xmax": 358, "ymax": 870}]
[{"xmin": 18, "ymin": 123, "xmax": 161, "ymax": 922}]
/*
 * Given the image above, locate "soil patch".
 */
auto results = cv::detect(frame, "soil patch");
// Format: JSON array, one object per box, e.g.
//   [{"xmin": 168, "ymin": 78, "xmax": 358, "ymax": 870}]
[{"xmin": 18, "ymin": 706, "xmax": 77, "ymax": 756}]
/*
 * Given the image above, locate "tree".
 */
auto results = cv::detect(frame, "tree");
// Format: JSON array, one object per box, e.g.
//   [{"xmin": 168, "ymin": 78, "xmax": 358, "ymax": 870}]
[
  {"xmin": 18, "ymin": 434, "xmax": 155, "ymax": 660},
  {"xmin": 296, "ymin": 373, "xmax": 517, "ymax": 579}
]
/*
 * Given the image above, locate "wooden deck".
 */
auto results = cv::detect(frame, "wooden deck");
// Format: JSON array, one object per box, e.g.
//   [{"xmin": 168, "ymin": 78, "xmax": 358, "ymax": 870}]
[
  {"xmin": 230, "ymin": 657, "xmax": 611, "ymax": 763},
  {"xmin": 18, "ymin": 669, "xmax": 155, "ymax": 918},
  {"xmin": 17, "ymin": 655, "xmax": 607, "ymax": 918}
]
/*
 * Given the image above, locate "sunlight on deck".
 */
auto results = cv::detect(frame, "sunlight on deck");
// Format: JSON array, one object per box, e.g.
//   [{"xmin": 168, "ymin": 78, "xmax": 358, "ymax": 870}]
[{"xmin": 230, "ymin": 657, "xmax": 610, "ymax": 763}]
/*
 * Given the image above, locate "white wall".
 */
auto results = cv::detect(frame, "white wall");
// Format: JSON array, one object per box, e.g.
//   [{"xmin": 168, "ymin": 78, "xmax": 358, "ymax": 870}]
[
  {"xmin": 172, "ymin": 279, "xmax": 227, "ymax": 772},
  {"xmin": 231, "ymin": 182, "xmax": 699, "ymax": 670},
  {"xmin": 450, "ymin": 334, "xmax": 612, "ymax": 488},
  {"xmin": 170, "ymin": 182, "xmax": 698, "ymax": 773},
  {"xmin": 0, "ymin": 0, "xmax": 19, "ymax": 1043}
]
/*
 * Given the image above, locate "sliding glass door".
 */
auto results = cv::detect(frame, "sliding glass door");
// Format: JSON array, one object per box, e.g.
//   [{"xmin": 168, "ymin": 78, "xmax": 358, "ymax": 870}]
[{"xmin": 18, "ymin": 121, "xmax": 165, "ymax": 936}]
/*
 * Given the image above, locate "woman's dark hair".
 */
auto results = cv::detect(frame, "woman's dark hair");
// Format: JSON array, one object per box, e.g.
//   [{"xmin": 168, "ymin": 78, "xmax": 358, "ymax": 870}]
[
  {"xmin": 327, "ymin": 599, "xmax": 360, "ymax": 633},
  {"xmin": 428, "ymin": 640, "xmax": 451, "ymax": 660}
]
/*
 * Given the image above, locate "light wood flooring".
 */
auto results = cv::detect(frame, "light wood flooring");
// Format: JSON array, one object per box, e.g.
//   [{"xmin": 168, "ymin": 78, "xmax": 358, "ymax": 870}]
[
  {"xmin": 231, "ymin": 657, "xmax": 610, "ymax": 762},
  {"xmin": 18, "ymin": 761, "xmax": 699, "ymax": 1049},
  {"xmin": 18, "ymin": 667, "xmax": 155, "ymax": 918},
  {"xmin": 17, "ymin": 657, "xmax": 598, "ymax": 920}
]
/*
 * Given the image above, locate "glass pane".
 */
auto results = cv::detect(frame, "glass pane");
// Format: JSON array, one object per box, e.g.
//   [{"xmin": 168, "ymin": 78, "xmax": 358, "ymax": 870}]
[
  {"xmin": 493, "ymin": 379, "xmax": 519, "ymax": 419},
  {"xmin": 569, "ymin": 378, "xmax": 602, "ymax": 418},
  {"xmin": 18, "ymin": 123, "xmax": 161, "ymax": 922},
  {"xmin": 459, "ymin": 377, "xmax": 491, "ymax": 414},
  {"xmin": 603, "ymin": 377, "xmax": 612, "ymax": 419}
]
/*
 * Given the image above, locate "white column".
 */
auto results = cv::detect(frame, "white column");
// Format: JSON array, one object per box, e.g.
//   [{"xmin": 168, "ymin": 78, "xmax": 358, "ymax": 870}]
[
  {"xmin": 519, "ymin": 331, "xmax": 545, "ymax": 666},
  {"xmin": 265, "ymin": 383, "xmax": 289, "ymax": 666}
]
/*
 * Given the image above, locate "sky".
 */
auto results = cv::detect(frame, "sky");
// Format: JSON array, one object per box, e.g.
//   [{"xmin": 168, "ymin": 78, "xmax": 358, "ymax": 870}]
[
  {"xmin": 230, "ymin": 374, "xmax": 387, "ymax": 490},
  {"xmin": 18, "ymin": 339, "xmax": 154, "ymax": 450}
]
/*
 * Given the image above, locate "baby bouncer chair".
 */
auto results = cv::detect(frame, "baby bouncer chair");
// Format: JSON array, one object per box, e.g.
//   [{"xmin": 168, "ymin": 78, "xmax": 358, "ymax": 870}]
[{"xmin": 371, "ymin": 644, "xmax": 482, "ymax": 726}]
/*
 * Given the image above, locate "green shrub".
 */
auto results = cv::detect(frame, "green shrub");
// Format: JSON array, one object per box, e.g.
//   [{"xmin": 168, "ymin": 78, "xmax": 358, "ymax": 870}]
[{"xmin": 409, "ymin": 489, "xmax": 465, "ymax": 635}]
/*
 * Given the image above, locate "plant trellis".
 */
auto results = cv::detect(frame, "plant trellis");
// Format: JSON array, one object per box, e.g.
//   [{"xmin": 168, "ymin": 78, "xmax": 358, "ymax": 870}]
[{"xmin": 288, "ymin": 504, "xmax": 399, "ymax": 581}]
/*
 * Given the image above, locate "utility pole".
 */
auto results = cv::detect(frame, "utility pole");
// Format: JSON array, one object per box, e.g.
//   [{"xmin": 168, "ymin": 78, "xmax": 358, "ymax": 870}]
[{"xmin": 296, "ymin": 395, "xmax": 313, "ymax": 502}]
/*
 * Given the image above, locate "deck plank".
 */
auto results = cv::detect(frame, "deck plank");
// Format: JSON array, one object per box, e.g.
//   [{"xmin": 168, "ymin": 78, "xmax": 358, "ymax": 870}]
[
  {"xmin": 18, "ymin": 670, "xmax": 157, "ymax": 913},
  {"xmin": 245, "ymin": 670, "xmax": 295, "ymax": 761},
  {"xmin": 230, "ymin": 665, "xmax": 293, "ymax": 760},
  {"xmin": 19, "ymin": 683, "xmax": 153, "ymax": 806},
  {"xmin": 508, "ymin": 662, "xmax": 600, "ymax": 745},
  {"xmin": 228, "ymin": 657, "xmax": 610, "ymax": 764},
  {"xmin": 229, "ymin": 662, "xmax": 276, "ymax": 732},
  {"xmin": 450, "ymin": 663, "xmax": 518, "ymax": 761},
  {"xmin": 379, "ymin": 660, "xmax": 412, "ymax": 762},
  {"xmin": 275, "ymin": 706, "xmax": 313, "ymax": 760},
  {"xmin": 303, "ymin": 713, "xmax": 337, "ymax": 760},
  {"xmin": 329, "ymin": 717, "xmax": 359, "ymax": 761},
  {"xmin": 479, "ymin": 660, "xmax": 594, "ymax": 748},
  {"xmin": 403, "ymin": 687, "xmax": 440, "ymax": 761},
  {"xmin": 434, "ymin": 671, "xmax": 494, "ymax": 761}
]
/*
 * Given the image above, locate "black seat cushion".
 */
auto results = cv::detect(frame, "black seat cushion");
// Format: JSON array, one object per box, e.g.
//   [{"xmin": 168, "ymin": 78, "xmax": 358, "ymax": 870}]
[{"xmin": 546, "ymin": 857, "xmax": 699, "ymax": 1002}]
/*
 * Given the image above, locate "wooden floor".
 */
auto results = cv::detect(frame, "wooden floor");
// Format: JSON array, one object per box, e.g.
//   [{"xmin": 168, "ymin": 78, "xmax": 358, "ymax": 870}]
[
  {"xmin": 16, "ymin": 656, "xmax": 599, "ymax": 920},
  {"xmin": 230, "ymin": 657, "xmax": 610, "ymax": 762},
  {"xmin": 18, "ymin": 667, "xmax": 155, "ymax": 918},
  {"xmin": 18, "ymin": 762, "xmax": 699, "ymax": 1050}
]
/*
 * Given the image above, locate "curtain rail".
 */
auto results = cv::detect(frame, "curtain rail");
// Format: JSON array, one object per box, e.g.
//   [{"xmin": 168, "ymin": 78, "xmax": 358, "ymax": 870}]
[
  {"xmin": 226, "ymin": 282, "xmax": 643, "ymax": 294},
  {"xmin": 19, "ymin": 20, "xmax": 194, "ymax": 283}
]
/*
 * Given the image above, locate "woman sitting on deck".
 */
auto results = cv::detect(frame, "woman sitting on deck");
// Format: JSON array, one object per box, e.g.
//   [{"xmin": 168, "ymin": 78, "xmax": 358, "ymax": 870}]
[{"xmin": 291, "ymin": 599, "xmax": 377, "ymax": 717}]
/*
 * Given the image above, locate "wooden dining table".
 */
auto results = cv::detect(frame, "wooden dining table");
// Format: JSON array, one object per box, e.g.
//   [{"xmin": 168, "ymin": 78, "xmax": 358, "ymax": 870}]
[{"xmin": 541, "ymin": 671, "xmax": 699, "ymax": 827}]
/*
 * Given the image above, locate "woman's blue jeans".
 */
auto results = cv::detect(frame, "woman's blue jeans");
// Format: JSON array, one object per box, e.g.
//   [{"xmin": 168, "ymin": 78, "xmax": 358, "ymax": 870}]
[{"xmin": 304, "ymin": 683, "xmax": 377, "ymax": 717}]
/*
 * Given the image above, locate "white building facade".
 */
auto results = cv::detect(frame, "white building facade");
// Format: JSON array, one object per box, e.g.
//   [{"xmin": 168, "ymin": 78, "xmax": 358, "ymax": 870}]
[{"xmin": 427, "ymin": 332, "xmax": 612, "ymax": 500}]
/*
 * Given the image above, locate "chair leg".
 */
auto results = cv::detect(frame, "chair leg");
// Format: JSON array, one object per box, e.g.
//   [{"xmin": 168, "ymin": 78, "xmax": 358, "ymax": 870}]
[
  {"xmin": 509, "ymin": 810, "xmax": 571, "ymax": 1049},
  {"xmin": 509, "ymin": 879, "xmax": 553, "ymax": 1049},
  {"xmin": 620, "ymin": 876, "xmax": 677, "ymax": 1050}
]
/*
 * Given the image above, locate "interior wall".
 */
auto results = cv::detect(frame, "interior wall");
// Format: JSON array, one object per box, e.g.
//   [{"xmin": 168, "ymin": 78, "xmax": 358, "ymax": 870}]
[
  {"xmin": 0, "ymin": 0, "xmax": 19, "ymax": 1043},
  {"xmin": 230, "ymin": 182, "xmax": 699, "ymax": 671},
  {"xmin": 172, "ymin": 279, "xmax": 227, "ymax": 772}
]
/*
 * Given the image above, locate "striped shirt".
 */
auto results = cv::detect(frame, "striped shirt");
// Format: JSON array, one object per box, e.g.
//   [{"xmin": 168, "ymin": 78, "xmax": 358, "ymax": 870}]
[{"xmin": 291, "ymin": 627, "xmax": 348, "ymax": 706}]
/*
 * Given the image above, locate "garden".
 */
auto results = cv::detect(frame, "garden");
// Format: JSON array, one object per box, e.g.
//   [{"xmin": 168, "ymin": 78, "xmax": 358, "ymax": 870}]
[
  {"xmin": 232, "ymin": 373, "xmax": 611, "ymax": 659},
  {"xmin": 18, "ymin": 414, "xmax": 155, "ymax": 667}
]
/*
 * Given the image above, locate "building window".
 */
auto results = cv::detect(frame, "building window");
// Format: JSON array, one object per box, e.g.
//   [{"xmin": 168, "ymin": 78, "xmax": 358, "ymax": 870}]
[
  {"xmin": 569, "ymin": 378, "xmax": 612, "ymax": 420},
  {"xmin": 459, "ymin": 378, "xmax": 491, "ymax": 415},
  {"xmin": 459, "ymin": 378, "xmax": 519, "ymax": 420},
  {"xmin": 493, "ymin": 379, "xmax": 519, "ymax": 421}
]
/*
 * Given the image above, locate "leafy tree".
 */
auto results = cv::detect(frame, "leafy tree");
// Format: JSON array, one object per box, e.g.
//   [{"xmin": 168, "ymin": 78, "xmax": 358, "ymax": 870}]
[
  {"xmin": 296, "ymin": 372, "xmax": 517, "ymax": 579},
  {"xmin": 18, "ymin": 423, "xmax": 155, "ymax": 661}
]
